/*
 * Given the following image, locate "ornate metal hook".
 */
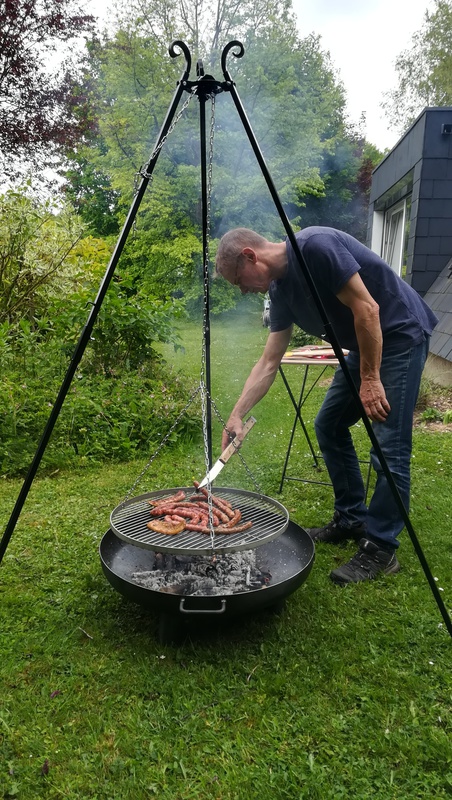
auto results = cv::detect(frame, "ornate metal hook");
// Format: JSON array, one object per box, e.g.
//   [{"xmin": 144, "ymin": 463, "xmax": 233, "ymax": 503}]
[
  {"xmin": 169, "ymin": 40, "xmax": 192, "ymax": 81},
  {"xmin": 221, "ymin": 40, "xmax": 244, "ymax": 82}
]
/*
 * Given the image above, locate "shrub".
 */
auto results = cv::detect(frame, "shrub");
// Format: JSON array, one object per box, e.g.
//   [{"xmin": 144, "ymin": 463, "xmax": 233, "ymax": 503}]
[
  {"xmin": 0, "ymin": 362, "xmax": 200, "ymax": 476},
  {"xmin": 290, "ymin": 327, "xmax": 320, "ymax": 348},
  {"xmin": 419, "ymin": 406, "xmax": 443, "ymax": 422}
]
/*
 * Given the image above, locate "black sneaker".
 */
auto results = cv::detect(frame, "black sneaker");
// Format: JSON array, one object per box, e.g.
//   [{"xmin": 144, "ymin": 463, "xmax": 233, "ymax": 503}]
[
  {"xmin": 307, "ymin": 511, "xmax": 365, "ymax": 544},
  {"xmin": 330, "ymin": 538, "xmax": 400, "ymax": 585}
]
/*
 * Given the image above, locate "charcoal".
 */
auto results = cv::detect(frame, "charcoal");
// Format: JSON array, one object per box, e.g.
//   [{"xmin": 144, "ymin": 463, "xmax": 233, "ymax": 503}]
[{"xmin": 132, "ymin": 549, "xmax": 271, "ymax": 595}]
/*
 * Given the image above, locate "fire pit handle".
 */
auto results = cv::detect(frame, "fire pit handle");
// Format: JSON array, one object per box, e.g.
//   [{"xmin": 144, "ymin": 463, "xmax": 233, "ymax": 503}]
[{"xmin": 179, "ymin": 598, "xmax": 227, "ymax": 615}]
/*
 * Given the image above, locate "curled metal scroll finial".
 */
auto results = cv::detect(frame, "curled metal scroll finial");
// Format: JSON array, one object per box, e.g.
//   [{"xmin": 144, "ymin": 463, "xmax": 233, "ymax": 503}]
[
  {"xmin": 169, "ymin": 41, "xmax": 192, "ymax": 80},
  {"xmin": 221, "ymin": 40, "xmax": 244, "ymax": 81}
]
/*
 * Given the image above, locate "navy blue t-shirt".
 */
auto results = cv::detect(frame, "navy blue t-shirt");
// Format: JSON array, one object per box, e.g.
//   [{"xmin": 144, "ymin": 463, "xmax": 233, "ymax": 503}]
[{"xmin": 269, "ymin": 227, "xmax": 438, "ymax": 353}]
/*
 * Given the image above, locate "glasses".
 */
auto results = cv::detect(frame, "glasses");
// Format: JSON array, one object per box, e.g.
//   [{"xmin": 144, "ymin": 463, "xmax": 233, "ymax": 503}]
[{"xmin": 233, "ymin": 256, "xmax": 243, "ymax": 287}]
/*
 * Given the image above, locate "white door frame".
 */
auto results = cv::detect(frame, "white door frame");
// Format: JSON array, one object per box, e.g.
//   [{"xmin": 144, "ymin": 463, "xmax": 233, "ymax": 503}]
[{"xmin": 382, "ymin": 200, "xmax": 406, "ymax": 276}]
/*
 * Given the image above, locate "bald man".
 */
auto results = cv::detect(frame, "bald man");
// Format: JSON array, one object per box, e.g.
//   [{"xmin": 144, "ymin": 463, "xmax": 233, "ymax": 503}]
[{"xmin": 216, "ymin": 226, "xmax": 437, "ymax": 584}]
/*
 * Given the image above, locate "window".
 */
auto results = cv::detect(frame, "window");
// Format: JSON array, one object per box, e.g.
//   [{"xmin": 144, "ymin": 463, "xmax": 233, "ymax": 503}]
[{"xmin": 382, "ymin": 198, "xmax": 411, "ymax": 276}]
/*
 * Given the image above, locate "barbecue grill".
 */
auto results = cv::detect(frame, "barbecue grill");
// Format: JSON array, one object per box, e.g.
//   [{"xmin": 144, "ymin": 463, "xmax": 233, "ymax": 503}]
[
  {"xmin": 100, "ymin": 520, "xmax": 315, "ymax": 644},
  {"xmin": 95, "ymin": 40, "xmax": 315, "ymax": 640},
  {"xmin": 2, "ymin": 39, "xmax": 450, "ymax": 642},
  {"xmin": 110, "ymin": 488, "xmax": 289, "ymax": 556}
]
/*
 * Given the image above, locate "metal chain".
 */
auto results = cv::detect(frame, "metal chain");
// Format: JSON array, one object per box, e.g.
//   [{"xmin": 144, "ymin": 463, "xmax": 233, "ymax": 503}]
[
  {"xmin": 132, "ymin": 90, "xmax": 197, "ymax": 233},
  {"xmin": 200, "ymin": 93, "xmax": 216, "ymax": 396},
  {"xmin": 199, "ymin": 97, "xmax": 263, "ymax": 499},
  {"xmin": 124, "ymin": 93, "xmax": 201, "ymax": 497},
  {"xmin": 125, "ymin": 94, "xmax": 262, "ymax": 513},
  {"xmin": 124, "ymin": 386, "xmax": 202, "ymax": 501},
  {"xmin": 208, "ymin": 395, "xmax": 263, "ymax": 496},
  {"xmin": 200, "ymin": 94, "xmax": 217, "ymax": 548}
]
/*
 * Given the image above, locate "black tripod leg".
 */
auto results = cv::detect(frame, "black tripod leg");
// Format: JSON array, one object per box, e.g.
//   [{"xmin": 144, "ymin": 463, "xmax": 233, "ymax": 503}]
[
  {"xmin": 0, "ymin": 46, "xmax": 192, "ymax": 566},
  {"xmin": 221, "ymin": 43, "xmax": 452, "ymax": 637}
]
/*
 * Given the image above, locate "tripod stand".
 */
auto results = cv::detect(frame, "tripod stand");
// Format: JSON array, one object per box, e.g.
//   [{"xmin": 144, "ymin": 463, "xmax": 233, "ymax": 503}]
[{"xmin": 1, "ymin": 39, "xmax": 451, "ymax": 638}]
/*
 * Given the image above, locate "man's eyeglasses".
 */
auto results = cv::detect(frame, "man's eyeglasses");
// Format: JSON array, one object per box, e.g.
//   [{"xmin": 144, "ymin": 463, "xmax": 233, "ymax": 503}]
[{"xmin": 233, "ymin": 256, "xmax": 243, "ymax": 287}]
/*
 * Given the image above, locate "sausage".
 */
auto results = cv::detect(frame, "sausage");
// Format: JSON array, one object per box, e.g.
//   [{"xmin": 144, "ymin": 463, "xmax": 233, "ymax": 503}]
[
  {"xmin": 147, "ymin": 487, "xmax": 252, "ymax": 537},
  {"xmin": 184, "ymin": 523, "xmax": 215, "ymax": 533},
  {"xmin": 186, "ymin": 500, "xmax": 230, "ymax": 523},
  {"xmin": 195, "ymin": 487, "xmax": 235, "ymax": 518},
  {"xmin": 225, "ymin": 509, "xmax": 242, "ymax": 527},
  {"xmin": 150, "ymin": 503, "xmax": 220, "ymax": 527},
  {"xmin": 214, "ymin": 521, "xmax": 253, "ymax": 534},
  {"xmin": 148, "ymin": 490, "xmax": 186, "ymax": 507},
  {"xmin": 149, "ymin": 504, "xmax": 181, "ymax": 516}
]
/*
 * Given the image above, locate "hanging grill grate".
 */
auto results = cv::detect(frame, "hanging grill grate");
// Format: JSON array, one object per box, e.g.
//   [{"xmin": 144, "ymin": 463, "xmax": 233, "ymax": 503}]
[{"xmin": 110, "ymin": 487, "xmax": 289, "ymax": 556}]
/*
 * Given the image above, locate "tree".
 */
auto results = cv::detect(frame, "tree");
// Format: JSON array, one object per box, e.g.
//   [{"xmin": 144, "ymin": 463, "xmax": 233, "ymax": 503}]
[
  {"xmin": 0, "ymin": 188, "xmax": 84, "ymax": 324},
  {"xmin": 117, "ymin": 0, "xmax": 298, "ymax": 66},
  {"xmin": 0, "ymin": 0, "xmax": 95, "ymax": 175},
  {"xmin": 292, "ymin": 133, "xmax": 383, "ymax": 241},
  {"xmin": 382, "ymin": 0, "xmax": 452, "ymax": 135},
  {"xmin": 65, "ymin": 3, "xmax": 346, "ymax": 281},
  {"xmin": 64, "ymin": 0, "xmax": 383, "ymax": 316}
]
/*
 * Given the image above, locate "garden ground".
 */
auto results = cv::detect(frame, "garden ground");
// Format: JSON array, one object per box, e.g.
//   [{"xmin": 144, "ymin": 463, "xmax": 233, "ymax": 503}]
[{"xmin": 1, "ymin": 311, "xmax": 451, "ymax": 799}]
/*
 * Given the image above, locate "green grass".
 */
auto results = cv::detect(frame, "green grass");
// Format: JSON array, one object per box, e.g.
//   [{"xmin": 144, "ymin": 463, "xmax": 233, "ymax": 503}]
[{"xmin": 1, "ymin": 308, "xmax": 451, "ymax": 799}]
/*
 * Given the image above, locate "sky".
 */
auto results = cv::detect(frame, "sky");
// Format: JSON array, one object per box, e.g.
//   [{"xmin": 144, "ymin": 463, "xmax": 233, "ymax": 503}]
[
  {"xmin": 86, "ymin": 0, "xmax": 434, "ymax": 152},
  {"xmin": 290, "ymin": 0, "xmax": 434, "ymax": 150}
]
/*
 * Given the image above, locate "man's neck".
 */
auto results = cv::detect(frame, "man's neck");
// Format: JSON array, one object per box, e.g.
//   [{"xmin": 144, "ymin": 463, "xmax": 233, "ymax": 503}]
[{"xmin": 266, "ymin": 241, "xmax": 288, "ymax": 280}]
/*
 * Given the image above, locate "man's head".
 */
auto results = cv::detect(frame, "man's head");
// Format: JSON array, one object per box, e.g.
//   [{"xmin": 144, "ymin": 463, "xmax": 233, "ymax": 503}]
[
  {"xmin": 215, "ymin": 228, "xmax": 286, "ymax": 294},
  {"xmin": 215, "ymin": 228, "xmax": 268, "ymax": 278}
]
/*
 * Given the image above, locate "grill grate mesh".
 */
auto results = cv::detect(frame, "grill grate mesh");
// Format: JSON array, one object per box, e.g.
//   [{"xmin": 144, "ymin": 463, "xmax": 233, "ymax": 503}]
[{"xmin": 110, "ymin": 487, "xmax": 289, "ymax": 555}]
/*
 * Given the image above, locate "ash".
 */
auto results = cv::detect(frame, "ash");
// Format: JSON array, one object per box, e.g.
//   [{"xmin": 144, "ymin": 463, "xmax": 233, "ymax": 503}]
[{"xmin": 132, "ymin": 550, "xmax": 271, "ymax": 595}]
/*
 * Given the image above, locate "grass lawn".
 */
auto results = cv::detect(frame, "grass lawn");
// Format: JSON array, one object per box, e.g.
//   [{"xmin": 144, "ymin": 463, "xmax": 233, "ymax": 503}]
[{"xmin": 1, "ymin": 307, "xmax": 451, "ymax": 799}]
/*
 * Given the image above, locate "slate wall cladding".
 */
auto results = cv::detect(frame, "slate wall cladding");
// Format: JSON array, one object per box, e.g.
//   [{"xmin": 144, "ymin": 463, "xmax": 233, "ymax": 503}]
[
  {"xmin": 367, "ymin": 109, "xmax": 452, "ymax": 294},
  {"xmin": 367, "ymin": 108, "xmax": 452, "ymax": 367},
  {"xmin": 424, "ymin": 259, "xmax": 452, "ymax": 364},
  {"xmin": 414, "ymin": 109, "xmax": 452, "ymax": 295}
]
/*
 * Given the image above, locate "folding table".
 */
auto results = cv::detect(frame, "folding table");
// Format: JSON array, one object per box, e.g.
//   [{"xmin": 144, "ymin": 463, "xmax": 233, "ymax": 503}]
[{"xmin": 278, "ymin": 345, "xmax": 372, "ymax": 498}]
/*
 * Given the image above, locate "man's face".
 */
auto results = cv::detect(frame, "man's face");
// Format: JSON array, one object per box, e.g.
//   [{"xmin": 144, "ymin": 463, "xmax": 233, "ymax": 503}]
[{"xmin": 227, "ymin": 252, "xmax": 270, "ymax": 295}]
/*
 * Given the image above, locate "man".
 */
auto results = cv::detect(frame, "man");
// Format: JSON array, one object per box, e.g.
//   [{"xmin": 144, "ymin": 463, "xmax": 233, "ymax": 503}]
[{"xmin": 215, "ymin": 226, "xmax": 438, "ymax": 585}]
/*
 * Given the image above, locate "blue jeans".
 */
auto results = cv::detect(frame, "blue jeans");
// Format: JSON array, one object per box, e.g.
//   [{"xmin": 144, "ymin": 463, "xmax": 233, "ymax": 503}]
[{"xmin": 314, "ymin": 338, "xmax": 430, "ymax": 550}]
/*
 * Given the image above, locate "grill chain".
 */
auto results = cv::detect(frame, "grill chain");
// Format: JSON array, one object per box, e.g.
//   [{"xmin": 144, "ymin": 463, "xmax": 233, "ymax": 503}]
[
  {"xmin": 124, "ymin": 95, "xmax": 263, "ymax": 505},
  {"xmin": 132, "ymin": 90, "xmax": 196, "ymax": 235},
  {"xmin": 124, "ymin": 388, "xmax": 202, "ymax": 502},
  {"xmin": 208, "ymin": 396, "xmax": 263, "ymax": 496}
]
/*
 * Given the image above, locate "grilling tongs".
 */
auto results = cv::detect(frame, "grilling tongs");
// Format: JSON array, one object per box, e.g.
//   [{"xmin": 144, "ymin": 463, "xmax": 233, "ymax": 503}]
[{"xmin": 197, "ymin": 416, "xmax": 256, "ymax": 489}]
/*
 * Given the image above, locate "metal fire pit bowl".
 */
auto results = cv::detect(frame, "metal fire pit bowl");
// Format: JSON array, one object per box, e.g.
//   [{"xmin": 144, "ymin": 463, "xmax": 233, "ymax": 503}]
[
  {"xmin": 110, "ymin": 487, "xmax": 289, "ymax": 556},
  {"xmin": 99, "ymin": 520, "xmax": 315, "ymax": 643}
]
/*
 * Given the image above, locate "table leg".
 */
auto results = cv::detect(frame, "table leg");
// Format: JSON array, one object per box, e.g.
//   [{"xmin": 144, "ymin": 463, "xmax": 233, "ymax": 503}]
[{"xmin": 278, "ymin": 366, "xmax": 321, "ymax": 492}]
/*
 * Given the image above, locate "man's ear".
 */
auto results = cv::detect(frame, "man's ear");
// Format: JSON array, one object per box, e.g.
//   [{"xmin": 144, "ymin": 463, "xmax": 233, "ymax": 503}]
[{"xmin": 241, "ymin": 247, "xmax": 257, "ymax": 263}]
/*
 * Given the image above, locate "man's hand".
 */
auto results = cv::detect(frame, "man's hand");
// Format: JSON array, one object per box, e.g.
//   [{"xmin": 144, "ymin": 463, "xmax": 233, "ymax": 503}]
[
  {"xmin": 337, "ymin": 274, "xmax": 389, "ymax": 422},
  {"xmin": 222, "ymin": 416, "xmax": 244, "ymax": 451},
  {"xmin": 360, "ymin": 377, "xmax": 391, "ymax": 422}
]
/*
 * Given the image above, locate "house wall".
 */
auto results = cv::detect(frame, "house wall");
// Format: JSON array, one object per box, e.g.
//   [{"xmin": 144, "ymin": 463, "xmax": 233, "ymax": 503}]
[
  {"xmin": 413, "ymin": 110, "xmax": 452, "ymax": 294},
  {"xmin": 366, "ymin": 113, "xmax": 425, "ymax": 275},
  {"xmin": 423, "ymin": 354, "xmax": 452, "ymax": 387},
  {"xmin": 367, "ymin": 107, "xmax": 452, "ymax": 296}
]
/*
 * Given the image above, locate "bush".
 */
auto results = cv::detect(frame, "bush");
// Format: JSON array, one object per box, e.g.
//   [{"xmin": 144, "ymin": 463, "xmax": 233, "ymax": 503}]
[
  {"xmin": 290, "ymin": 327, "xmax": 320, "ymax": 348},
  {"xmin": 0, "ymin": 362, "xmax": 200, "ymax": 476},
  {"xmin": 0, "ymin": 190, "xmax": 202, "ymax": 476}
]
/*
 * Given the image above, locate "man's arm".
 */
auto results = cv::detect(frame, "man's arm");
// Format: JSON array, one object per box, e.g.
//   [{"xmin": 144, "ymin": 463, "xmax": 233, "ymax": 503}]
[
  {"xmin": 336, "ymin": 272, "xmax": 390, "ymax": 422},
  {"xmin": 222, "ymin": 326, "xmax": 293, "ymax": 449}
]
